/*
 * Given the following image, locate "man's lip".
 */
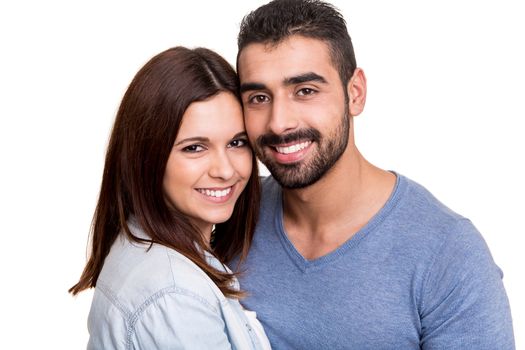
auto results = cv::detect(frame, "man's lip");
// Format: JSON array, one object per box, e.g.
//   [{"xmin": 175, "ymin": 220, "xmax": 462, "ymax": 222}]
[
  {"xmin": 272, "ymin": 140, "xmax": 312, "ymax": 152},
  {"xmin": 268, "ymin": 140, "xmax": 311, "ymax": 148},
  {"xmin": 269, "ymin": 141, "xmax": 313, "ymax": 163},
  {"xmin": 257, "ymin": 128, "xmax": 321, "ymax": 150}
]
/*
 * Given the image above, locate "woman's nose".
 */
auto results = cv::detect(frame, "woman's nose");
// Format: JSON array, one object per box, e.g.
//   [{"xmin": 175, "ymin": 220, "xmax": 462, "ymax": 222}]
[{"xmin": 208, "ymin": 151, "xmax": 235, "ymax": 180}]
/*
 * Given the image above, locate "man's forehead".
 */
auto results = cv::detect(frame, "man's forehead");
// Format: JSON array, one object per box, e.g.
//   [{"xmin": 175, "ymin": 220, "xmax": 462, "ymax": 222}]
[
  {"xmin": 239, "ymin": 35, "xmax": 330, "ymax": 58},
  {"xmin": 238, "ymin": 36, "xmax": 333, "ymax": 82}
]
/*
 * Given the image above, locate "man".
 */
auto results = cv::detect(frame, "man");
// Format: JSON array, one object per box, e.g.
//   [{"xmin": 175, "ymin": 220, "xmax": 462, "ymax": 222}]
[{"xmin": 234, "ymin": 0, "xmax": 515, "ymax": 349}]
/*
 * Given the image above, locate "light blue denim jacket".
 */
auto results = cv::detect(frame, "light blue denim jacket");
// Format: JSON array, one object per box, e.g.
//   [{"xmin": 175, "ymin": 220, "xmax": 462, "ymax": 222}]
[{"xmin": 87, "ymin": 221, "xmax": 270, "ymax": 349}]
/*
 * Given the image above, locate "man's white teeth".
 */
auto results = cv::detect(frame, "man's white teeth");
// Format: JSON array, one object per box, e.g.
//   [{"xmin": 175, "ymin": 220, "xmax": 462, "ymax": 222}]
[
  {"xmin": 275, "ymin": 141, "xmax": 311, "ymax": 154},
  {"xmin": 197, "ymin": 187, "xmax": 232, "ymax": 198}
]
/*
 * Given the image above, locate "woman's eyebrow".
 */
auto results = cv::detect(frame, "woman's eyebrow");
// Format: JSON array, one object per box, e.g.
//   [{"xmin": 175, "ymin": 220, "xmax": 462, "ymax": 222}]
[{"xmin": 174, "ymin": 136, "xmax": 209, "ymax": 146}]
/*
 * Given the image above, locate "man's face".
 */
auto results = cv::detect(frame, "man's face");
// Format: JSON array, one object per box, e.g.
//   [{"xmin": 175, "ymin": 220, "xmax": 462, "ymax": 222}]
[{"xmin": 238, "ymin": 35, "xmax": 350, "ymax": 189}]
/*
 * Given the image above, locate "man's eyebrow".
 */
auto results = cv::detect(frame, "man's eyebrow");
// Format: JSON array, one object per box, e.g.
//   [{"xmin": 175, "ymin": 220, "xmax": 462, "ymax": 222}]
[
  {"xmin": 284, "ymin": 72, "xmax": 327, "ymax": 85},
  {"xmin": 240, "ymin": 82, "xmax": 267, "ymax": 94},
  {"xmin": 240, "ymin": 73, "xmax": 326, "ymax": 94}
]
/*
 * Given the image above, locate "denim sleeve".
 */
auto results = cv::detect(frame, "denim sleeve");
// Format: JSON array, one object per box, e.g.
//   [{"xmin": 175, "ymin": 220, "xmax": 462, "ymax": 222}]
[
  {"xmin": 130, "ymin": 290, "xmax": 233, "ymax": 349},
  {"xmin": 419, "ymin": 220, "xmax": 515, "ymax": 349}
]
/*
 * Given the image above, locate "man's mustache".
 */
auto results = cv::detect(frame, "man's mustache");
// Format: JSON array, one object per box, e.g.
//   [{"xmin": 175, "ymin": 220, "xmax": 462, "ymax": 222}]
[{"xmin": 256, "ymin": 128, "xmax": 321, "ymax": 147}]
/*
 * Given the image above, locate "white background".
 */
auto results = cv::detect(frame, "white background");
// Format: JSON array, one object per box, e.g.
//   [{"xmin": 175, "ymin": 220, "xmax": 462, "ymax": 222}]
[{"xmin": 1, "ymin": 0, "xmax": 523, "ymax": 348}]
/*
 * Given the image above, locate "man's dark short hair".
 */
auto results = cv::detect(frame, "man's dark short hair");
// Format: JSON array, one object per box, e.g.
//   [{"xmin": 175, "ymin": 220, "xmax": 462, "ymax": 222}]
[{"xmin": 237, "ymin": 0, "xmax": 357, "ymax": 87}]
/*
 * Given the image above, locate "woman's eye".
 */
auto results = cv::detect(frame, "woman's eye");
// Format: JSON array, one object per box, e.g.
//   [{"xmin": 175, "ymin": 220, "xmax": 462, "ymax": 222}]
[
  {"xmin": 228, "ymin": 139, "xmax": 248, "ymax": 148},
  {"xmin": 249, "ymin": 94, "xmax": 270, "ymax": 104},
  {"xmin": 182, "ymin": 144, "xmax": 205, "ymax": 153},
  {"xmin": 297, "ymin": 87, "xmax": 316, "ymax": 96}
]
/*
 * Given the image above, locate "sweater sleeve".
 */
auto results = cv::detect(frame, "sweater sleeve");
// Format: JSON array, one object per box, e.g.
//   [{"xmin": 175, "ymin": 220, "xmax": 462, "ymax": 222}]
[
  {"xmin": 130, "ymin": 291, "xmax": 233, "ymax": 350},
  {"xmin": 419, "ymin": 219, "xmax": 515, "ymax": 350}
]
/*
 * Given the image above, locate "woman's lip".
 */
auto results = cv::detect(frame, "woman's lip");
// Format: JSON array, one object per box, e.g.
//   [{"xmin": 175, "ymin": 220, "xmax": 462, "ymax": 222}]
[
  {"xmin": 195, "ymin": 184, "xmax": 235, "ymax": 203},
  {"xmin": 196, "ymin": 186, "xmax": 232, "ymax": 191}
]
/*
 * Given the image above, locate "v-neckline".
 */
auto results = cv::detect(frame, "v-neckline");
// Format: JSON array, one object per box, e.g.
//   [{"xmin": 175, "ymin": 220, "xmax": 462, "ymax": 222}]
[{"xmin": 273, "ymin": 172, "xmax": 405, "ymax": 273}]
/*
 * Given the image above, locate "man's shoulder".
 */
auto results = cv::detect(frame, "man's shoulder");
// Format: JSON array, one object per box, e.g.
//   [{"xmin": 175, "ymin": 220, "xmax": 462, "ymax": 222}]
[
  {"xmin": 259, "ymin": 175, "xmax": 281, "ymax": 207},
  {"xmin": 260, "ymin": 175, "xmax": 278, "ymax": 190},
  {"xmin": 396, "ymin": 174, "xmax": 468, "ymax": 224},
  {"xmin": 390, "ymin": 174, "xmax": 486, "ymax": 254}
]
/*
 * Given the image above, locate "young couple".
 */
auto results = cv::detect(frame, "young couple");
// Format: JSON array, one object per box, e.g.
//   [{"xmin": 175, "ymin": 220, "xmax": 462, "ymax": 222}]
[{"xmin": 71, "ymin": 0, "xmax": 515, "ymax": 349}]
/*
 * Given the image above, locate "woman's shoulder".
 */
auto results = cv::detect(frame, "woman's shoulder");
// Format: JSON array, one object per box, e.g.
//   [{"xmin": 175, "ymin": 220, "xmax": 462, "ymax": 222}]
[
  {"xmin": 89, "ymin": 243, "xmax": 233, "ymax": 349},
  {"xmin": 95, "ymin": 234, "xmax": 225, "ymax": 319}
]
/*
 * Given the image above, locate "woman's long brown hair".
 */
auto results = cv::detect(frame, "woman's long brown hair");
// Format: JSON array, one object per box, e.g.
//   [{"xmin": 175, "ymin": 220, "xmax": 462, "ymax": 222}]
[{"xmin": 69, "ymin": 47, "xmax": 260, "ymax": 298}]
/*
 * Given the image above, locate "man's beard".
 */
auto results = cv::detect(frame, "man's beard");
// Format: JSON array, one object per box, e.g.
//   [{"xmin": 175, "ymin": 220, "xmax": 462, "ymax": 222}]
[{"xmin": 254, "ymin": 109, "xmax": 350, "ymax": 189}]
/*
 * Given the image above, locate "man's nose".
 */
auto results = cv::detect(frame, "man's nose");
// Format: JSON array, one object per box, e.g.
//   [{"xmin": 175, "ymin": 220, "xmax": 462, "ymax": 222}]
[{"xmin": 267, "ymin": 98, "xmax": 299, "ymax": 135}]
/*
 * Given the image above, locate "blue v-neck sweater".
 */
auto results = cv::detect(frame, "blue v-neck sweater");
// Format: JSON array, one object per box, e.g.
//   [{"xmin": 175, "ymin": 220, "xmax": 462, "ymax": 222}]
[{"xmin": 235, "ymin": 174, "xmax": 514, "ymax": 349}]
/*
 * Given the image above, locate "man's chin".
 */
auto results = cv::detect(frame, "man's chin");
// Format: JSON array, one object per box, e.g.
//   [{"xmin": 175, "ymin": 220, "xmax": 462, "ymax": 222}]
[{"xmin": 268, "ymin": 166, "xmax": 323, "ymax": 190}]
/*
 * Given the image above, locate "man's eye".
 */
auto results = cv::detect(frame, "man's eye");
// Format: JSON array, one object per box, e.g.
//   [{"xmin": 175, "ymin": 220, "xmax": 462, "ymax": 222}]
[
  {"xmin": 182, "ymin": 144, "xmax": 205, "ymax": 153},
  {"xmin": 228, "ymin": 139, "xmax": 248, "ymax": 148},
  {"xmin": 249, "ymin": 95, "xmax": 270, "ymax": 104},
  {"xmin": 297, "ymin": 88, "xmax": 316, "ymax": 96}
]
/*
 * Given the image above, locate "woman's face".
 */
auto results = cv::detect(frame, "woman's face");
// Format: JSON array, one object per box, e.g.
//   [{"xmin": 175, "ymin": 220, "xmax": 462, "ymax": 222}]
[{"xmin": 163, "ymin": 92, "xmax": 252, "ymax": 235}]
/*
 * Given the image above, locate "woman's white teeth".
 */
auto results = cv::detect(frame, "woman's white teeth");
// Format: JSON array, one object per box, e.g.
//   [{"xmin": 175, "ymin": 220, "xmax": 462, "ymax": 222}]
[
  {"xmin": 276, "ymin": 141, "xmax": 311, "ymax": 154},
  {"xmin": 198, "ymin": 187, "xmax": 232, "ymax": 198}
]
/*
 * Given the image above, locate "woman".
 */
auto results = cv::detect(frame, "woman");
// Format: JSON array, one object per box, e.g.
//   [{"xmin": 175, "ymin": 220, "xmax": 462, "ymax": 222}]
[{"xmin": 70, "ymin": 47, "xmax": 270, "ymax": 349}]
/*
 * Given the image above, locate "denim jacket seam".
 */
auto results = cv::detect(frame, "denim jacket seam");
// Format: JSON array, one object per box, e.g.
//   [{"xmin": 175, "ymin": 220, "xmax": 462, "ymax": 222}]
[
  {"xmin": 124, "ymin": 285, "xmax": 221, "ymax": 349},
  {"xmin": 97, "ymin": 281, "xmax": 131, "ymax": 319}
]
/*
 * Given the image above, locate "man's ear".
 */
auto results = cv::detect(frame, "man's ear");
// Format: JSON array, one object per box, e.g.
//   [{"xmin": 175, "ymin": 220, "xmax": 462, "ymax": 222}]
[{"xmin": 347, "ymin": 68, "xmax": 367, "ymax": 117}]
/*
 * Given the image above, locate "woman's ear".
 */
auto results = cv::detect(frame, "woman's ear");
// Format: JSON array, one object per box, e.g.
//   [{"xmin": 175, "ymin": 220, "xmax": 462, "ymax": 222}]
[{"xmin": 347, "ymin": 68, "xmax": 367, "ymax": 117}]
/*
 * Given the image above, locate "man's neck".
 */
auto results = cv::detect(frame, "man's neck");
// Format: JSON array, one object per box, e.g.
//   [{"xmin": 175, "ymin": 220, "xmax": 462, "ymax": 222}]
[{"xmin": 281, "ymin": 147, "xmax": 396, "ymax": 260}]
